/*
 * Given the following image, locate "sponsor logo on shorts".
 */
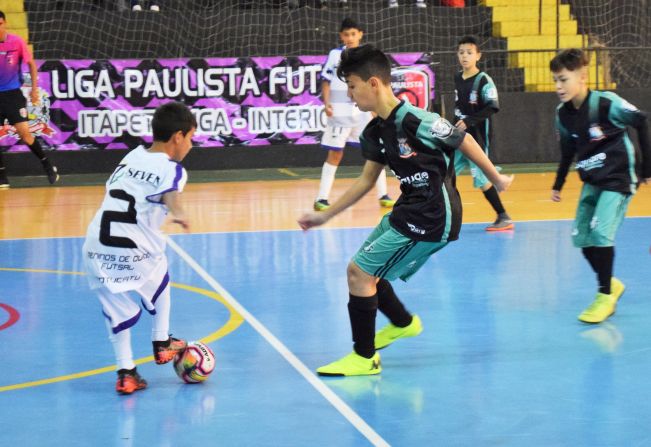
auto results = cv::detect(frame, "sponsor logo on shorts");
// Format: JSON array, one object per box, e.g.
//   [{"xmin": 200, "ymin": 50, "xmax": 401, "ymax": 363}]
[
  {"xmin": 363, "ymin": 243, "xmax": 375, "ymax": 253},
  {"xmin": 407, "ymin": 223, "xmax": 425, "ymax": 235},
  {"xmin": 590, "ymin": 216, "xmax": 599, "ymax": 230}
]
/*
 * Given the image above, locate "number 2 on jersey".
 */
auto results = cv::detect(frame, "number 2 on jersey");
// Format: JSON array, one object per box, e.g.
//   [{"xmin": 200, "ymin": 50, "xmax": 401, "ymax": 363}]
[{"xmin": 100, "ymin": 189, "xmax": 138, "ymax": 248}]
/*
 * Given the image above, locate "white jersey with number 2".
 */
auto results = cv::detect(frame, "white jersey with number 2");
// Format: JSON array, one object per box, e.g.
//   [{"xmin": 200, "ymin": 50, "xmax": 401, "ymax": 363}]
[{"xmin": 83, "ymin": 146, "xmax": 187, "ymax": 293}]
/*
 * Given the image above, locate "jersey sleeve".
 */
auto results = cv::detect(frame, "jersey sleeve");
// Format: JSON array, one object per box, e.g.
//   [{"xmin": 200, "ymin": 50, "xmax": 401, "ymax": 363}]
[
  {"xmin": 606, "ymin": 93, "xmax": 651, "ymax": 178},
  {"xmin": 552, "ymin": 108, "xmax": 576, "ymax": 191},
  {"xmin": 406, "ymin": 111, "xmax": 465, "ymax": 151},
  {"xmin": 321, "ymin": 49, "xmax": 338, "ymax": 83},
  {"xmin": 146, "ymin": 162, "xmax": 188, "ymax": 204},
  {"xmin": 359, "ymin": 120, "xmax": 387, "ymax": 165}
]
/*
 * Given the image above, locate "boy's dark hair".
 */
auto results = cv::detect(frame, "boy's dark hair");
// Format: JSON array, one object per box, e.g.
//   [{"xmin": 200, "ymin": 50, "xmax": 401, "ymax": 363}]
[
  {"xmin": 337, "ymin": 44, "xmax": 391, "ymax": 84},
  {"xmin": 550, "ymin": 48, "xmax": 589, "ymax": 72},
  {"xmin": 0, "ymin": 11, "xmax": 5, "ymax": 21},
  {"xmin": 152, "ymin": 101, "xmax": 197, "ymax": 142},
  {"xmin": 458, "ymin": 35, "xmax": 481, "ymax": 51},
  {"xmin": 340, "ymin": 17, "xmax": 362, "ymax": 33}
]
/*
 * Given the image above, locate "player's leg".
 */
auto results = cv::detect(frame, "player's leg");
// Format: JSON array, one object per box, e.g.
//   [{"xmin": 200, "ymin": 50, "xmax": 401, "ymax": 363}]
[
  {"xmin": 96, "ymin": 288, "xmax": 147, "ymax": 394},
  {"xmin": 137, "ymin": 271, "xmax": 187, "ymax": 364},
  {"xmin": 471, "ymin": 163, "xmax": 513, "ymax": 231},
  {"xmin": 577, "ymin": 189, "xmax": 631, "ymax": 323},
  {"xmin": 315, "ymin": 126, "xmax": 347, "ymax": 211},
  {"xmin": 0, "ymin": 152, "xmax": 8, "ymax": 188},
  {"xmin": 12, "ymin": 120, "xmax": 59, "ymax": 185}
]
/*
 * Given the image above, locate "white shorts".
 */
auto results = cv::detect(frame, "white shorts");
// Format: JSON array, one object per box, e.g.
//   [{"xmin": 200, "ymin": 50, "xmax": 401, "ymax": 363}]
[
  {"xmin": 320, "ymin": 122, "xmax": 366, "ymax": 151},
  {"xmin": 97, "ymin": 263, "xmax": 170, "ymax": 334}
]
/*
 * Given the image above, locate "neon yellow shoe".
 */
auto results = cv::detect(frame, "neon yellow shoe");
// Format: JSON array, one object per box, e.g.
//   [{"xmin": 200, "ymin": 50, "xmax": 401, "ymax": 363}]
[
  {"xmin": 578, "ymin": 293, "xmax": 618, "ymax": 324},
  {"xmin": 375, "ymin": 314, "xmax": 423, "ymax": 350},
  {"xmin": 611, "ymin": 277, "xmax": 625, "ymax": 301},
  {"xmin": 316, "ymin": 351, "xmax": 381, "ymax": 377},
  {"xmin": 379, "ymin": 195, "xmax": 395, "ymax": 208},
  {"xmin": 313, "ymin": 199, "xmax": 330, "ymax": 211}
]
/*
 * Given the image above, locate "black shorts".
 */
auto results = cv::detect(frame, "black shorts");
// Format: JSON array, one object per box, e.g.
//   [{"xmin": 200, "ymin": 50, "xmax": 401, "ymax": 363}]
[{"xmin": 0, "ymin": 89, "xmax": 28, "ymax": 125}]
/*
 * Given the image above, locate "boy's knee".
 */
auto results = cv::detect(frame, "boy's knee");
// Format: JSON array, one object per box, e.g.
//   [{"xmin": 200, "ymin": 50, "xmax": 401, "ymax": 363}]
[{"xmin": 347, "ymin": 261, "xmax": 374, "ymax": 287}]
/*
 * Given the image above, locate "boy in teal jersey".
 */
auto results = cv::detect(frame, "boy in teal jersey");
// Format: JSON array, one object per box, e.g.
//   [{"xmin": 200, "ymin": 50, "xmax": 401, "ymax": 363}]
[
  {"xmin": 298, "ymin": 45, "xmax": 513, "ymax": 376},
  {"xmin": 454, "ymin": 35, "xmax": 512, "ymax": 231},
  {"xmin": 550, "ymin": 49, "xmax": 651, "ymax": 324}
]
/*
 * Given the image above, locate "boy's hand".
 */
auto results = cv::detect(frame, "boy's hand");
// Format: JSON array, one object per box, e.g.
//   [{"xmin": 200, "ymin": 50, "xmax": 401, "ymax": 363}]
[
  {"xmin": 325, "ymin": 103, "xmax": 334, "ymax": 117},
  {"xmin": 493, "ymin": 174, "xmax": 514, "ymax": 192},
  {"xmin": 30, "ymin": 89, "xmax": 40, "ymax": 106},
  {"xmin": 172, "ymin": 218, "xmax": 191, "ymax": 233},
  {"xmin": 551, "ymin": 190, "xmax": 562, "ymax": 202},
  {"xmin": 298, "ymin": 212, "xmax": 329, "ymax": 231},
  {"xmin": 454, "ymin": 120, "xmax": 467, "ymax": 131}
]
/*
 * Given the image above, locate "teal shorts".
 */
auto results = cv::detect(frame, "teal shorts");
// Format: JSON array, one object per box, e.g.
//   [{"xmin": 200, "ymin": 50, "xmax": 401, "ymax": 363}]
[
  {"xmin": 352, "ymin": 214, "xmax": 448, "ymax": 282},
  {"xmin": 454, "ymin": 150, "xmax": 490, "ymax": 189},
  {"xmin": 572, "ymin": 184, "xmax": 631, "ymax": 248}
]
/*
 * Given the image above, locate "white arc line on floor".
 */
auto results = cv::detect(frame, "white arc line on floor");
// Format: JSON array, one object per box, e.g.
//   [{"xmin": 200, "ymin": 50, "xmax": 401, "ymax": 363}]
[{"xmin": 166, "ymin": 235, "xmax": 390, "ymax": 447}]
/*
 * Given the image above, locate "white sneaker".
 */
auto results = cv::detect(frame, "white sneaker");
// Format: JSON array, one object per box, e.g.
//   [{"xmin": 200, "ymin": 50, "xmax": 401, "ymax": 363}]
[
  {"xmin": 132, "ymin": 4, "xmax": 142, "ymax": 11},
  {"xmin": 150, "ymin": 5, "xmax": 160, "ymax": 11}
]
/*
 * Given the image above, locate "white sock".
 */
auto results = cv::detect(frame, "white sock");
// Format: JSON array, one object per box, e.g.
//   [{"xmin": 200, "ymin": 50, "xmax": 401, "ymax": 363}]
[
  {"xmin": 375, "ymin": 168, "xmax": 388, "ymax": 198},
  {"xmin": 317, "ymin": 162, "xmax": 338, "ymax": 201},
  {"xmin": 106, "ymin": 320, "xmax": 136, "ymax": 370},
  {"xmin": 151, "ymin": 284, "xmax": 171, "ymax": 342}
]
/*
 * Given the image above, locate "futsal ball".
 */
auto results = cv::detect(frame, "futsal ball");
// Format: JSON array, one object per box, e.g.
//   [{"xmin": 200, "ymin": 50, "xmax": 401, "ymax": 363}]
[{"xmin": 173, "ymin": 341, "xmax": 216, "ymax": 384}]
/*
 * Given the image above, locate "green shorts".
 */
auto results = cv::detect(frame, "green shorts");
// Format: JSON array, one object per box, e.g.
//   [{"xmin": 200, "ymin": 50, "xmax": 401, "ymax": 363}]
[
  {"xmin": 454, "ymin": 150, "xmax": 489, "ymax": 189},
  {"xmin": 572, "ymin": 184, "xmax": 631, "ymax": 248},
  {"xmin": 352, "ymin": 214, "xmax": 448, "ymax": 282}
]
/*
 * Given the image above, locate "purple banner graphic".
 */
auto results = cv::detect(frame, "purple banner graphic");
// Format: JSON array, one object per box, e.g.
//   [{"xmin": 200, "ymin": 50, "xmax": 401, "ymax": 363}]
[{"xmin": 0, "ymin": 54, "xmax": 435, "ymax": 152}]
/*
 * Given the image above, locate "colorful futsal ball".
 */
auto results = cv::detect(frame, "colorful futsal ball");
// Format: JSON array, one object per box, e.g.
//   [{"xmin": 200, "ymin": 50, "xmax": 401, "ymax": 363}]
[{"xmin": 173, "ymin": 341, "xmax": 216, "ymax": 384}]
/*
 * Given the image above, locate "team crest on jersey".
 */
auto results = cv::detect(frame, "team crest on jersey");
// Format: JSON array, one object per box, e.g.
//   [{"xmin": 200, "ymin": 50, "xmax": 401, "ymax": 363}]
[
  {"xmin": 0, "ymin": 84, "xmax": 55, "ymax": 141},
  {"xmin": 429, "ymin": 118, "xmax": 453, "ymax": 139},
  {"xmin": 398, "ymin": 137, "xmax": 417, "ymax": 158},
  {"xmin": 588, "ymin": 124, "xmax": 605, "ymax": 142}
]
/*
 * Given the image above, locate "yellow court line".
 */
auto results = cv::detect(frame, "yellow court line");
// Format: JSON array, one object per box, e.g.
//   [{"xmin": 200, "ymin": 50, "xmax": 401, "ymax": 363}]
[
  {"xmin": 277, "ymin": 168, "xmax": 299, "ymax": 177},
  {"xmin": 0, "ymin": 269, "xmax": 244, "ymax": 393}
]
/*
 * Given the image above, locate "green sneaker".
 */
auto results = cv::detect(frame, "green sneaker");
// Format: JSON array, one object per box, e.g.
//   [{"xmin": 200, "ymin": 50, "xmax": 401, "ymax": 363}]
[
  {"xmin": 379, "ymin": 195, "xmax": 395, "ymax": 208},
  {"xmin": 313, "ymin": 199, "xmax": 330, "ymax": 211},
  {"xmin": 578, "ymin": 293, "xmax": 617, "ymax": 324},
  {"xmin": 316, "ymin": 352, "xmax": 381, "ymax": 377},
  {"xmin": 611, "ymin": 277, "xmax": 625, "ymax": 301},
  {"xmin": 375, "ymin": 314, "xmax": 423, "ymax": 350}
]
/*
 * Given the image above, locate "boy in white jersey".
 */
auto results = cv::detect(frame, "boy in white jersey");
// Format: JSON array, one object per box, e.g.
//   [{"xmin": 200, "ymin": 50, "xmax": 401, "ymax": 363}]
[
  {"xmin": 83, "ymin": 102, "xmax": 196, "ymax": 394},
  {"xmin": 314, "ymin": 18, "xmax": 395, "ymax": 211}
]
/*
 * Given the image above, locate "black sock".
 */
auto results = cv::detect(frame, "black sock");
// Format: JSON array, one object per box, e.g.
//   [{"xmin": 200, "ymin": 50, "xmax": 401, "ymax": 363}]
[
  {"xmin": 582, "ymin": 246, "xmax": 614, "ymax": 294},
  {"xmin": 26, "ymin": 139, "xmax": 46, "ymax": 160},
  {"xmin": 348, "ymin": 294, "xmax": 378, "ymax": 359},
  {"xmin": 377, "ymin": 279, "xmax": 412, "ymax": 328},
  {"xmin": 482, "ymin": 185, "xmax": 506, "ymax": 216}
]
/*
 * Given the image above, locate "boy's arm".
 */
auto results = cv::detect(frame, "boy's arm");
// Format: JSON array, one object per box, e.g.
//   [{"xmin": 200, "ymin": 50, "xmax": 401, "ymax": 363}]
[
  {"xmin": 458, "ymin": 79, "xmax": 499, "ymax": 128},
  {"xmin": 322, "ymin": 80, "xmax": 332, "ymax": 117},
  {"xmin": 163, "ymin": 190, "xmax": 190, "ymax": 232},
  {"xmin": 457, "ymin": 133, "xmax": 513, "ymax": 191},
  {"xmin": 608, "ymin": 95, "xmax": 651, "ymax": 181},
  {"xmin": 298, "ymin": 160, "xmax": 384, "ymax": 230},
  {"xmin": 552, "ymin": 141, "xmax": 575, "ymax": 194}
]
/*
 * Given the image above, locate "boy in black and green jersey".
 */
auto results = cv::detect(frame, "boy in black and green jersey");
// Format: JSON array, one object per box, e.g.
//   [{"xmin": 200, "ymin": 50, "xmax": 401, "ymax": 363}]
[
  {"xmin": 454, "ymin": 35, "xmax": 512, "ymax": 231},
  {"xmin": 298, "ymin": 45, "xmax": 513, "ymax": 376},
  {"xmin": 550, "ymin": 49, "xmax": 651, "ymax": 324}
]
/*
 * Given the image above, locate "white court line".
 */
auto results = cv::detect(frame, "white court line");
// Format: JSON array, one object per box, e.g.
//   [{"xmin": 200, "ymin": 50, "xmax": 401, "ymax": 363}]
[{"xmin": 165, "ymin": 235, "xmax": 390, "ymax": 447}]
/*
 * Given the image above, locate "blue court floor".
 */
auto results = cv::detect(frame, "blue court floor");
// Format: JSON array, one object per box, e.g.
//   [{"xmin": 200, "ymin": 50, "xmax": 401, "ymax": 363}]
[{"xmin": 1, "ymin": 218, "xmax": 650, "ymax": 446}]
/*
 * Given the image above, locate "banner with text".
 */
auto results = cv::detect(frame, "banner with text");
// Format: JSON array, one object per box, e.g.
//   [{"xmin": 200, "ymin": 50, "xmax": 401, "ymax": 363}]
[{"xmin": 0, "ymin": 53, "xmax": 435, "ymax": 152}]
